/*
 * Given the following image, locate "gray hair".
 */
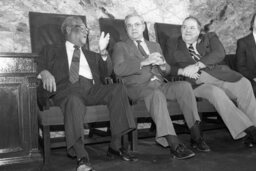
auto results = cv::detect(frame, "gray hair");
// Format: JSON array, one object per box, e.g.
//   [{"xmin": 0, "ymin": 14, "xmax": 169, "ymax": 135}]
[
  {"xmin": 61, "ymin": 16, "xmax": 84, "ymax": 35},
  {"xmin": 183, "ymin": 16, "xmax": 202, "ymax": 30},
  {"xmin": 124, "ymin": 13, "xmax": 145, "ymax": 26}
]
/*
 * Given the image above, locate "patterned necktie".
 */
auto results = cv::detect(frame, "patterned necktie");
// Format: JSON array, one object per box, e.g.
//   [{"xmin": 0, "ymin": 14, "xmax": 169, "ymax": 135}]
[
  {"xmin": 188, "ymin": 44, "xmax": 201, "ymax": 62},
  {"xmin": 136, "ymin": 40, "xmax": 148, "ymax": 58},
  {"xmin": 69, "ymin": 45, "xmax": 80, "ymax": 83}
]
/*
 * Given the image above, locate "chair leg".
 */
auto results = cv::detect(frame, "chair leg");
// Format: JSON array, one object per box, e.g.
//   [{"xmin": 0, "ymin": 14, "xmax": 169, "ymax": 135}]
[
  {"xmin": 130, "ymin": 119, "xmax": 138, "ymax": 151},
  {"xmin": 42, "ymin": 125, "xmax": 51, "ymax": 164}
]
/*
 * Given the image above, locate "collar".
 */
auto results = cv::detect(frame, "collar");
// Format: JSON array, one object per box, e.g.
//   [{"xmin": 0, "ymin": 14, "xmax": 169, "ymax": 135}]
[
  {"xmin": 185, "ymin": 41, "xmax": 197, "ymax": 48},
  {"xmin": 133, "ymin": 38, "xmax": 145, "ymax": 45},
  {"xmin": 253, "ymin": 32, "xmax": 256, "ymax": 41},
  {"xmin": 65, "ymin": 41, "xmax": 80, "ymax": 50}
]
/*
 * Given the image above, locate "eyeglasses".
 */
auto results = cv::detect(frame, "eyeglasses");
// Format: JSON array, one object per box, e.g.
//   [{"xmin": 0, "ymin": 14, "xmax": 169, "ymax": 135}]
[
  {"xmin": 126, "ymin": 22, "xmax": 144, "ymax": 29},
  {"xmin": 72, "ymin": 25, "xmax": 89, "ymax": 33}
]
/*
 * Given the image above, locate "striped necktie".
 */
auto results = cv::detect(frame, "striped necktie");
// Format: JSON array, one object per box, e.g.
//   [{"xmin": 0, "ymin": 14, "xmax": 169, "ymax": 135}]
[
  {"xmin": 69, "ymin": 45, "xmax": 80, "ymax": 83},
  {"xmin": 188, "ymin": 44, "xmax": 201, "ymax": 62}
]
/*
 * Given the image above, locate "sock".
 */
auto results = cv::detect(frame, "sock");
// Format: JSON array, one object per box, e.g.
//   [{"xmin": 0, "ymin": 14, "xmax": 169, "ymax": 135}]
[
  {"xmin": 165, "ymin": 135, "xmax": 181, "ymax": 150},
  {"xmin": 73, "ymin": 138, "xmax": 88, "ymax": 160},
  {"xmin": 190, "ymin": 121, "xmax": 202, "ymax": 141},
  {"xmin": 109, "ymin": 134, "xmax": 122, "ymax": 150}
]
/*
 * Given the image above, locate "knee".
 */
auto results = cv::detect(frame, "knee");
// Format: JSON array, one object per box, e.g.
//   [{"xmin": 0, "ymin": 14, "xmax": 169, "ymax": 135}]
[
  {"xmin": 66, "ymin": 94, "xmax": 83, "ymax": 106},
  {"xmin": 176, "ymin": 81, "xmax": 194, "ymax": 94},
  {"xmin": 206, "ymin": 86, "xmax": 226, "ymax": 100},
  {"xmin": 151, "ymin": 89, "xmax": 166, "ymax": 99},
  {"xmin": 241, "ymin": 77, "xmax": 252, "ymax": 89},
  {"xmin": 112, "ymin": 84, "xmax": 128, "ymax": 94}
]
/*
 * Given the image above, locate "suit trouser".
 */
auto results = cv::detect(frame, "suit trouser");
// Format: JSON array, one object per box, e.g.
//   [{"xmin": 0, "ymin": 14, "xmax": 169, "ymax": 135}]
[
  {"xmin": 194, "ymin": 71, "xmax": 256, "ymax": 139},
  {"xmin": 127, "ymin": 80, "xmax": 200, "ymax": 147},
  {"xmin": 53, "ymin": 77, "xmax": 136, "ymax": 156}
]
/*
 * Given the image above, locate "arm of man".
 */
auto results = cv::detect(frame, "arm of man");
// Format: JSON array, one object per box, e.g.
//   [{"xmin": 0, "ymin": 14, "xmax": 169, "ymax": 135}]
[
  {"xmin": 112, "ymin": 42, "xmax": 142, "ymax": 76},
  {"xmin": 38, "ymin": 46, "xmax": 56, "ymax": 93},
  {"xmin": 199, "ymin": 32, "xmax": 226, "ymax": 65},
  {"xmin": 236, "ymin": 38, "xmax": 255, "ymax": 81}
]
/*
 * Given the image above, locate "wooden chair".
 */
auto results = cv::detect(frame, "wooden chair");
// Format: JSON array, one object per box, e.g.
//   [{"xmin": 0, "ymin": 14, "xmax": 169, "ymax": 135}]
[{"xmin": 29, "ymin": 12, "xmax": 111, "ymax": 163}]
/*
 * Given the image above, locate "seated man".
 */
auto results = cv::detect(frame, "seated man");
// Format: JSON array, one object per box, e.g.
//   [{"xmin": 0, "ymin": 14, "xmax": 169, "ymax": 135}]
[
  {"xmin": 37, "ymin": 16, "xmax": 137, "ymax": 171},
  {"xmin": 166, "ymin": 16, "xmax": 256, "ymax": 148},
  {"xmin": 236, "ymin": 13, "xmax": 256, "ymax": 95},
  {"xmin": 112, "ymin": 13, "xmax": 210, "ymax": 160}
]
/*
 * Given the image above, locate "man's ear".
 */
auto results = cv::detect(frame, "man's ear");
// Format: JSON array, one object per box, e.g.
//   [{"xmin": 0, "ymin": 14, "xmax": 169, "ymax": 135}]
[{"xmin": 66, "ymin": 26, "xmax": 71, "ymax": 34}]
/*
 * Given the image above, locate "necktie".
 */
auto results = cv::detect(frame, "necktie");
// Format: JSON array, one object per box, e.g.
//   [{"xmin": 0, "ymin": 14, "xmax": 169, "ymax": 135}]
[
  {"xmin": 136, "ymin": 40, "xmax": 148, "ymax": 58},
  {"xmin": 188, "ymin": 44, "xmax": 201, "ymax": 62},
  {"xmin": 69, "ymin": 45, "xmax": 80, "ymax": 83},
  {"xmin": 136, "ymin": 40, "xmax": 162, "ymax": 79}
]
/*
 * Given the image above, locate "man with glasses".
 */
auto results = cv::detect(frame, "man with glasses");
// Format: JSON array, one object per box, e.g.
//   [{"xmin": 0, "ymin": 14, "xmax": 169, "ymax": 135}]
[
  {"xmin": 37, "ymin": 16, "xmax": 137, "ymax": 171},
  {"xmin": 112, "ymin": 13, "xmax": 210, "ymax": 160},
  {"xmin": 166, "ymin": 16, "xmax": 256, "ymax": 149}
]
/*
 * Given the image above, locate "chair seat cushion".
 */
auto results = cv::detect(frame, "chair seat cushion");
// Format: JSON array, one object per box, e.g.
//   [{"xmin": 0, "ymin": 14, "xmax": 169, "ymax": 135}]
[{"xmin": 38, "ymin": 105, "xmax": 109, "ymax": 126}]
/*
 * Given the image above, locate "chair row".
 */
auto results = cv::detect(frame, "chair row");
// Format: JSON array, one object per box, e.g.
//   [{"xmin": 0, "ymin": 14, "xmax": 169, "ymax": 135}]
[{"xmin": 29, "ymin": 12, "xmax": 228, "ymax": 163}]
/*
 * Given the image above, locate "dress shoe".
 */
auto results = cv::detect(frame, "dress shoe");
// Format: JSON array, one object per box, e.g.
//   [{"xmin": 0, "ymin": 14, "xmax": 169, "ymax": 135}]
[
  {"xmin": 191, "ymin": 138, "xmax": 211, "ymax": 152},
  {"xmin": 107, "ymin": 147, "xmax": 138, "ymax": 162},
  {"xmin": 170, "ymin": 144, "xmax": 195, "ymax": 160},
  {"xmin": 77, "ymin": 157, "xmax": 95, "ymax": 171}
]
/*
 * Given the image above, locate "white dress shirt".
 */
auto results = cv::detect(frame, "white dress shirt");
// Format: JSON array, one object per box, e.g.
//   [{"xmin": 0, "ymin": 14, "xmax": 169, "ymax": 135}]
[
  {"xmin": 253, "ymin": 32, "xmax": 256, "ymax": 44},
  {"xmin": 66, "ymin": 41, "xmax": 93, "ymax": 79},
  {"xmin": 134, "ymin": 38, "xmax": 150, "ymax": 55}
]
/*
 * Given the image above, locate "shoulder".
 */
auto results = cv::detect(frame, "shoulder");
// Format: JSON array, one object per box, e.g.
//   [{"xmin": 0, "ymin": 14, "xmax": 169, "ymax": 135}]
[
  {"xmin": 114, "ymin": 41, "xmax": 127, "ymax": 48},
  {"xmin": 238, "ymin": 33, "xmax": 252, "ymax": 43},
  {"xmin": 82, "ymin": 48, "xmax": 99, "ymax": 57},
  {"xmin": 40, "ymin": 43, "xmax": 64, "ymax": 55},
  {"xmin": 204, "ymin": 32, "xmax": 219, "ymax": 39},
  {"xmin": 166, "ymin": 36, "xmax": 179, "ymax": 45}
]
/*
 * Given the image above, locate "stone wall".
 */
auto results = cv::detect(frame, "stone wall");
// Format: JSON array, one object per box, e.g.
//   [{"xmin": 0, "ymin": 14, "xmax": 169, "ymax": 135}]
[{"xmin": 0, "ymin": 0, "xmax": 255, "ymax": 54}]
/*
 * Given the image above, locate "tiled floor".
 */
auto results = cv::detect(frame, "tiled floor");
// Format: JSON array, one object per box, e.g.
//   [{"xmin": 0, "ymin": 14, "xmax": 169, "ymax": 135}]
[{"xmin": 42, "ymin": 128, "xmax": 256, "ymax": 171}]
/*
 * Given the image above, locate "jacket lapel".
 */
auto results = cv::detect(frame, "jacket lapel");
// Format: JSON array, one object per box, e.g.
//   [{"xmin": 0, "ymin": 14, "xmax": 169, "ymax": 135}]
[
  {"xmin": 126, "ymin": 39, "xmax": 145, "ymax": 59},
  {"xmin": 178, "ymin": 38, "xmax": 195, "ymax": 63},
  {"xmin": 58, "ymin": 44, "xmax": 69, "ymax": 76},
  {"xmin": 81, "ymin": 48, "xmax": 98, "ymax": 82},
  {"xmin": 248, "ymin": 33, "xmax": 256, "ymax": 62}
]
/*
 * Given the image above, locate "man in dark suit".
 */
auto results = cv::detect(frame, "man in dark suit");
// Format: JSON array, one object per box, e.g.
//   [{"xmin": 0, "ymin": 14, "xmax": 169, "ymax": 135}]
[
  {"xmin": 236, "ymin": 13, "xmax": 256, "ymax": 95},
  {"xmin": 37, "ymin": 16, "xmax": 137, "ymax": 171},
  {"xmin": 166, "ymin": 16, "xmax": 256, "ymax": 148},
  {"xmin": 112, "ymin": 13, "xmax": 210, "ymax": 160}
]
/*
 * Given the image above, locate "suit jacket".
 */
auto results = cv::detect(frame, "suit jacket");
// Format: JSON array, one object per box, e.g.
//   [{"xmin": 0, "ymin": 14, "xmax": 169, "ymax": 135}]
[
  {"xmin": 166, "ymin": 32, "xmax": 242, "ymax": 86},
  {"xmin": 112, "ymin": 39, "xmax": 171, "ymax": 99},
  {"xmin": 112, "ymin": 39, "xmax": 171, "ymax": 85},
  {"xmin": 236, "ymin": 33, "xmax": 256, "ymax": 81},
  {"xmin": 37, "ymin": 43, "xmax": 112, "ymax": 110}
]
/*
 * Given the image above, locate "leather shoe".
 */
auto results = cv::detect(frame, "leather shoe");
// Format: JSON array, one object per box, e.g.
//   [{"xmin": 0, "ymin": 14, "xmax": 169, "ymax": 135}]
[
  {"xmin": 107, "ymin": 147, "xmax": 138, "ymax": 162},
  {"xmin": 170, "ymin": 144, "xmax": 195, "ymax": 160},
  {"xmin": 191, "ymin": 138, "xmax": 211, "ymax": 152},
  {"xmin": 77, "ymin": 157, "xmax": 95, "ymax": 171}
]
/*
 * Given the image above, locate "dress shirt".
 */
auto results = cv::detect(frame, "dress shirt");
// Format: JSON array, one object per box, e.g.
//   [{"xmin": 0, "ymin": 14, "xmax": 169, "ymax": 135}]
[
  {"xmin": 134, "ymin": 38, "xmax": 150, "ymax": 55},
  {"xmin": 66, "ymin": 41, "xmax": 93, "ymax": 79},
  {"xmin": 253, "ymin": 32, "xmax": 256, "ymax": 44}
]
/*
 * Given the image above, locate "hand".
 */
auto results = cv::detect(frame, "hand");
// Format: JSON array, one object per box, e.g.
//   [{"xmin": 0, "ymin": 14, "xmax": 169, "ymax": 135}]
[
  {"xmin": 40, "ymin": 70, "xmax": 56, "ymax": 92},
  {"xmin": 99, "ymin": 32, "xmax": 110, "ymax": 51},
  {"xmin": 182, "ymin": 64, "xmax": 200, "ymax": 78}
]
